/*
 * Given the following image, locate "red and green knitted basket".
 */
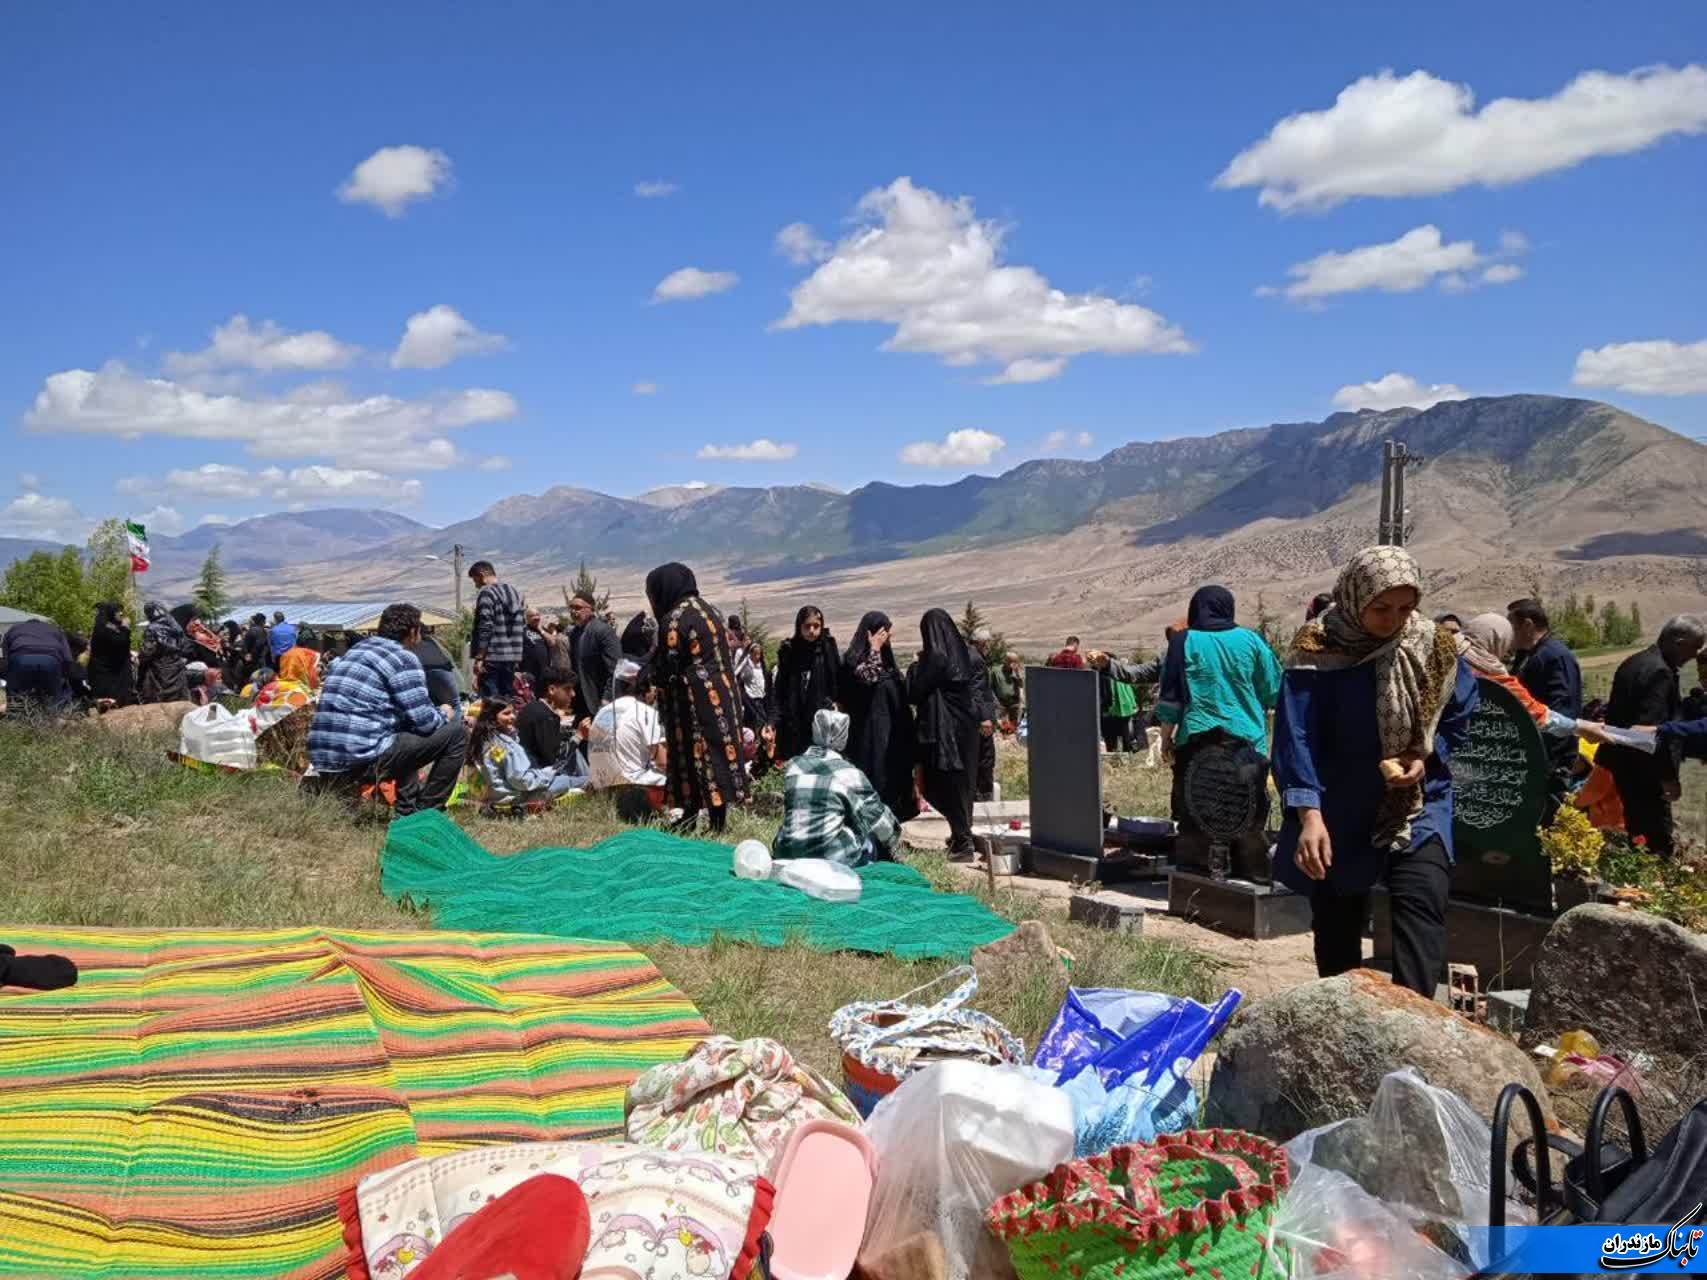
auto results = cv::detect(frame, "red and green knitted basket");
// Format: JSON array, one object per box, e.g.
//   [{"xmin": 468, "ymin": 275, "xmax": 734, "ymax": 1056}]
[{"xmin": 986, "ymin": 1129, "xmax": 1291, "ymax": 1280}]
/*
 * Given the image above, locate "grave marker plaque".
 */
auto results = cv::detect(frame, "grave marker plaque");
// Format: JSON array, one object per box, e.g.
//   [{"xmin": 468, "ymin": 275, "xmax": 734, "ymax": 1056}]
[
  {"xmin": 1024, "ymin": 665, "xmax": 1104, "ymax": 861},
  {"xmin": 1178, "ymin": 740, "xmax": 1272, "ymax": 882},
  {"xmin": 1450, "ymin": 676, "xmax": 1551, "ymax": 913}
]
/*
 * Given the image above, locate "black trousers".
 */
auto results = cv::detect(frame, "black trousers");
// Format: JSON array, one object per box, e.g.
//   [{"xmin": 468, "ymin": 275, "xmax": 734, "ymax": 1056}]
[
  {"xmin": 1101, "ymin": 716, "xmax": 1137, "ymax": 753},
  {"xmin": 1610, "ymin": 758, "xmax": 1675, "ymax": 857},
  {"xmin": 376, "ymin": 719, "xmax": 468, "ymax": 817},
  {"xmin": 1308, "ymin": 837, "xmax": 1451, "ymax": 997},
  {"xmin": 976, "ymin": 731, "xmax": 996, "ymax": 802}
]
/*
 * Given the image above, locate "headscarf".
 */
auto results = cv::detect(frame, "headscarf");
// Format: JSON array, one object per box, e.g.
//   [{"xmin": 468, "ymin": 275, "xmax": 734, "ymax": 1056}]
[
  {"xmin": 1287, "ymin": 545, "xmax": 1460, "ymax": 850},
  {"xmin": 812, "ymin": 708, "xmax": 851, "ymax": 753},
  {"xmin": 1187, "ymin": 585, "xmax": 1237, "ymax": 632},
  {"xmin": 1460, "ymin": 613, "xmax": 1514, "ymax": 676},
  {"xmin": 845, "ymin": 610, "xmax": 896, "ymax": 672},
  {"xmin": 915, "ymin": 608, "xmax": 977, "ymax": 772},
  {"xmin": 919, "ymin": 608, "xmax": 973, "ymax": 684},
  {"xmin": 142, "ymin": 600, "xmax": 189, "ymax": 651},
  {"xmin": 621, "ymin": 611, "xmax": 657, "ymax": 659},
  {"xmin": 789, "ymin": 606, "xmax": 825, "ymax": 642},
  {"xmin": 645, "ymin": 563, "xmax": 699, "ymax": 619}
]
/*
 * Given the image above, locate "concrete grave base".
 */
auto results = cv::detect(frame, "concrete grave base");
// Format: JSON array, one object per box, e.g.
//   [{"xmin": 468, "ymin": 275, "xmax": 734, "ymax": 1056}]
[
  {"xmin": 1168, "ymin": 870, "xmax": 1311, "ymax": 940},
  {"xmin": 1371, "ymin": 889, "xmax": 1554, "ymax": 992},
  {"xmin": 1069, "ymin": 892, "xmax": 1147, "ymax": 935}
]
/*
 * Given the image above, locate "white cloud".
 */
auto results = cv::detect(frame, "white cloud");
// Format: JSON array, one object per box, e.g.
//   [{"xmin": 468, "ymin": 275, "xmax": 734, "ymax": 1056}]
[
  {"xmin": 774, "ymin": 221, "xmax": 830, "ymax": 265},
  {"xmin": 696, "ymin": 439, "xmax": 799, "ymax": 462},
  {"xmin": 136, "ymin": 504, "xmax": 187, "ymax": 537},
  {"xmin": 1265, "ymin": 225, "xmax": 1525, "ymax": 301},
  {"xmin": 17, "ymin": 473, "xmax": 39, "ymax": 492},
  {"xmin": 199, "ymin": 513, "xmax": 235, "ymax": 527},
  {"xmin": 1218, "ymin": 65, "xmax": 1707, "ymax": 212},
  {"xmin": 634, "ymin": 180, "xmax": 679, "ymax": 198},
  {"xmin": 165, "ymin": 315, "xmax": 361, "ymax": 376},
  {"xmin": 776, "ymin": 178, "xmax": 1193, "ymax": 383},
  {"xmin": 985, "ymin": 357, "xmax": 1068, "ymax": 385},
  {"xmin": 117, "ymin": 462, "xmax": 426, "ymax": 504},
  {"xmin": 1331, "ymin": 372, "xmax": 1471, "ymax": 412},
  {"xmin": 1041, "ymin": 429, "xmax": 1096, "ymax": 454},
  {"xmin": 477, "ymin": 455, "xmax": 512, "ymax": 472},
  {"xmin": 632, "ymin": 381, "xmax": 660, "ymax": 396},
  {"xmin": 653, "ymin": 267, "xmax": 740, "ymax": 302},
  {"xmin": 391, "ymin": 304, "xmax": 510, "ymax": 370},
  {"xmin": 26, "ymin": 362, "xmax": 515, "ymax": 472},
  {"xmin": 0, "ymin": 492, "xmax": 83, "ymax": 539},
  {"xmin": 1573, "ymin": 339, "xmax": 1707, "ymax": 395},
  {"xmin": 899, "ymin": 428, "xmax": 1007, "ymax": 468},
  {"xmin": 336, "ymin": 145, "xmax": 453, "ymax": 217}
]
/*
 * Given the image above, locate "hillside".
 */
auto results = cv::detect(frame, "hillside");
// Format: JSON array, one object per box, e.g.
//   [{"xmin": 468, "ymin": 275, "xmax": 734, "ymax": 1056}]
[{"xmin": 175, "ymin": 394, "xmax": 1707, "ymax": 647}]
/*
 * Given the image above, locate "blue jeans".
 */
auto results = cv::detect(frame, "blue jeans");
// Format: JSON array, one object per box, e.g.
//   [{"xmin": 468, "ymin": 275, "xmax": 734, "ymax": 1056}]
[
  {"xmin": 5, "ymin": 655, "xmax": 67, "ymax": 713},
  {"xmin": 479, "ymin": 661, "xmax": 516, "ymax": 699}
]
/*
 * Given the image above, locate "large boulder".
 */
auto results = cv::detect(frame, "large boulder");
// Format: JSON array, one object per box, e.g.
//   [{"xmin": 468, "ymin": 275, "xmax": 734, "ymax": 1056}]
[
  {"xmin": 1523, "ymin": 903, "xmax": 1707, "ymax": 1068},
  {"xmin": 1206, "ymin": 969, "xmax": 1553, "ymax": 1143},
  {"xmin": 90, "ymin": 702, "xmax": 194, "ymax": 736}
]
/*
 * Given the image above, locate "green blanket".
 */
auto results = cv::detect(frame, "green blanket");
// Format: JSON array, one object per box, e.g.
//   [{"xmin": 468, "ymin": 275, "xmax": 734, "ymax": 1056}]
[{"xmin": 382, "ymin": 811, "xmax": 1016, "ymax": 959}]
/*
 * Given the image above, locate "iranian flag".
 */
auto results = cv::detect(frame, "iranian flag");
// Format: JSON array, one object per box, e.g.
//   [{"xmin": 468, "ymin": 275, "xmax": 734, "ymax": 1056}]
[{"xmin": 125, "ymin": 519, "xmax": 150, "ymax": 573}]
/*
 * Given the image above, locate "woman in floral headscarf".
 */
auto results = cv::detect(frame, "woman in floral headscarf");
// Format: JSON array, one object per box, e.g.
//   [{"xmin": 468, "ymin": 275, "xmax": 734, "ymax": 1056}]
[{"xmin": 1271, "ymin": 545, "xmax": 1479, "ymax": 995}]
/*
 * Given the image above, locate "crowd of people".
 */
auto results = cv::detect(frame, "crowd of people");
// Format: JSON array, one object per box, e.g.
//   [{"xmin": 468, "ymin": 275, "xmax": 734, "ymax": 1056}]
[{"xmin": 6, "ymin": 545, "xmax": 1706, "ymax": 998}]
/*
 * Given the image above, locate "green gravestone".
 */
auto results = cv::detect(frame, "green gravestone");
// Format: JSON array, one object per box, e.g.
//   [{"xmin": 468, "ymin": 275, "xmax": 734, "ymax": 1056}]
[{"xmin": 1450, "ymin": 676, "xmax": 1552, "ymax": 914}]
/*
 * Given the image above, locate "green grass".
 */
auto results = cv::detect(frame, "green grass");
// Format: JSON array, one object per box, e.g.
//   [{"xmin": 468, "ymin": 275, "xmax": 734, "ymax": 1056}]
[{"xmin": 0, "ymin": 717, "xmax": 1223, "ymax": 1078}]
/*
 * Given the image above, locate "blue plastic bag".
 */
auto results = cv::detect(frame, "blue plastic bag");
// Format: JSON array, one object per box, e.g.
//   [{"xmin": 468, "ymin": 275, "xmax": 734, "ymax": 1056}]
[
  {"xmin": 1034, "ymin": 987, "xmax": 1243, "ymax": 1088},
  {"xmin": 1060, "ymin": 1065, "xmax": 1201, "ymax": 1156}
]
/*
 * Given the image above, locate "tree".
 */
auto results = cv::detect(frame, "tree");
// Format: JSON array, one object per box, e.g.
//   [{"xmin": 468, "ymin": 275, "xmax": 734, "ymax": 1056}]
[
  {"xmin": 1253, "ymin": 592, "xmax": 1289, "ymax": 658},
  {"xmin": 955, "ymin": 599, "xmax": 1009, "ymax": 664},
  {"xmin": 192, "ymin": 545, "xmax": 230, "ymax": 619},
  {"xmin": 85, "ymin": 518, "xmax": 136, "ymax": 618},
  {"xmin": 958, "ymin": 599, "xmax": 986, "ymax": 640},
  {"xmin": 1631, "ymin": 601, "xmax": 1643, "ymax": 640},
  {"xmin": 738, "ymin": 599, "xmax": 775, "ymax": 662},
  {"xmin": 568, "ymin": 559, "xmax": 610, "ymax": 614},
  {"xmin": 0, "ymin": 547, "xmax": 90, "ymax": 633}
]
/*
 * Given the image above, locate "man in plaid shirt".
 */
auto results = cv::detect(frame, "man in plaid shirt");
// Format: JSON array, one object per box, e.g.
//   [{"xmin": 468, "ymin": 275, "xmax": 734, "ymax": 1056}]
[
  {"xmin": 468, "ymin": 559, "xmax": 528, "ymax": 699},
  {"xmin": 308, "ymin": 603, "xmax": 467, "ymax": 816},
  {"xmin": 774, "ymin": 708, "xmax": 902, "ymax": 867}
]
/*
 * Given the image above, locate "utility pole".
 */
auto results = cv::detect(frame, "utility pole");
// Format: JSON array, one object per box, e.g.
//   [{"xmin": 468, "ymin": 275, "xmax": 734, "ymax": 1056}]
[
  {"xmin": 451, "ymin": 543, "xmax": 465, "ymax": 616},
  {"xmin": 1377, "ymin": 440, "xmax": 1424, "ymax": 546}
]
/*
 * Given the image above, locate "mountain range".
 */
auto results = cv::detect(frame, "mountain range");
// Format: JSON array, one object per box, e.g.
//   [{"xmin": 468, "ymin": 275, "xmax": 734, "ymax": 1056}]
[{"xmin": 16, "ymin": 394, "xmax": 1707, "ymax": 647}]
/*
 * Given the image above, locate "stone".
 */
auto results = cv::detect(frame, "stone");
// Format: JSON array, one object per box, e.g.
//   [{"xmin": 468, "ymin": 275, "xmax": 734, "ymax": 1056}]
[
  {"xmin": 1025, "ymin": 665, "xmax": 1104, "ymax": 861},
  {"xmin": 1450, "ymin": 676, "xmax": 1552, "ymax": 913},
  {"xmin": 1521, "ymin": 904, "xmax": 1707, "ymax": 1068},
  {"xmin": 1206, "ymin": 968, "xmax": 1554, "ymax": 1146},
  {"xmin": 89, "ymin": 702, "xmax": 195, "ymax": 736},
  {"xmin": 972, "ymin": 920, "xmax": 1068, "ymax": 998},
  {"xmin": 1068, "ymin": 892, "xmax": 1145, "ymax": 935}
]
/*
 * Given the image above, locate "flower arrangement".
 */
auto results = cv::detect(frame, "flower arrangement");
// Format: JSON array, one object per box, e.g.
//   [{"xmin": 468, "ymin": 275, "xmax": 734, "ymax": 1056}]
[{"xmin": 1539, "ymin": 805, "xmax": 1605, "ymax": 880}]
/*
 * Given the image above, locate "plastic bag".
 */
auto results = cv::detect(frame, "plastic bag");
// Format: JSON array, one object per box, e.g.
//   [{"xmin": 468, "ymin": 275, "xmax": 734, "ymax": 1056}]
[
  {"xmin": 772, "ymin": 857, "xmax": 861, "ymax": 902},
  {"xmin": 1033, "ymin": 987, "xmax": 1242, "ymax": 1087},
  {"xmin": 1286, "ymin": 1068, "xmax": 1529, "ymax": 1270},
  {"xmin": 862, "ymin": 1061, "xmax": 1074, "ymax": 1280},
  {"xmin": 177, "ymin": 703, "xmax": 258, "ymax": 770},
  {"xmin": 732, "ymin": 839, "xmax": 773, "ymax": 880},
  {"xmin": 1270, "ymin": 1163, "xmax": 1471, "ymax": 1279},
  {"xmin": 1057, "ymin": 1064, "xmax": 1198, "ymax": 1157}
]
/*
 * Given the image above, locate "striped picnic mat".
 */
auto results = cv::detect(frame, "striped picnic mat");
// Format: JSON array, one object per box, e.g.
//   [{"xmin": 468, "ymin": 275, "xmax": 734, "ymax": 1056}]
[{"xmin": 0, "ymin": 927, "xmax": 708, "ymax": 1280}]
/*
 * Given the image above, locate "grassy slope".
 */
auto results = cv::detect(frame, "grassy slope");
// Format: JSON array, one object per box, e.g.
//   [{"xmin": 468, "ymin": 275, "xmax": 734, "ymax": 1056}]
[{"xmin": 0, "ymin": 721, "xmax": 1220, "ymax": 1078}]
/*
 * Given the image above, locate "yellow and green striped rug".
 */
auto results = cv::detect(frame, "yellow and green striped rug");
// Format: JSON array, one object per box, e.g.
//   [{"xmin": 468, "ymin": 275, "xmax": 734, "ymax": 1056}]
[{"xmin": 0, "ymin": 927, "xmax": 708, "ymax": 1279}]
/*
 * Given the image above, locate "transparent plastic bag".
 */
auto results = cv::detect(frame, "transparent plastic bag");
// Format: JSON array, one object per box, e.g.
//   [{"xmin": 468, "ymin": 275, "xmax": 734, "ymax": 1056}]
[
  {"xmin": 772, "ymin": 857, "xmax": 861, "ymax": 902},
  {"xmin": 177, "ymin": 703, "xmax": 258, "ymax": 769},
  {"xmin": 861, "ymin": 1061, "xmax": 1074, "ymax": 1280},
  {"xmin": 1270, "ymin": 1164, "xmax": 1471, "ymax": 1279},
  {"xmin": 732, "ymin": 839, "xmax": 773, "ymax": 880},
  {"xmin": 1285, "ymin": 1068, "xmax": 1530, "ymax": 1271}
]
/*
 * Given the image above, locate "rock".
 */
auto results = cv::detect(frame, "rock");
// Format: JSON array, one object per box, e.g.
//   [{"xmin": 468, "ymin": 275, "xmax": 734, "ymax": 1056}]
[
  {"xmin": 1206, "ymin": 968, "xmax": 1553, "ymax": 1145},
  {"xmin": 972, "ymin": 920, "xmax": 1067, "ymax": 1001},
  {"xmin": 90, "ymin": 702, "xmax": 194, "ymax": 736},
  {"xmin": 1069, "ymin": 891, "xmax": 1146, "ymax": 935},
  {"xmin": 1522, "ymin": 904, "xmax": 1707, "ymax": 1068}
]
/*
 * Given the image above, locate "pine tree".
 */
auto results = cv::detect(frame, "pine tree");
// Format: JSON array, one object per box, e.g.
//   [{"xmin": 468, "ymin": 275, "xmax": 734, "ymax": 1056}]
[
  {"xmin": 569, "ymin": 559, "xmax": 610, "ymax": 614},
  {"xmin": 958, "ymin": 599, "xmax": 986, "ymax": 640},
  {"xmin": 738, "ymin": 599, "xmax": 775, "ymax": 662},
  {"xmin": 1631, "ymin": 602, "xmax": 1643, "ymax": 641},
  {"xmin": 192, "ymin": 545, "xmax": 230, "ymax": 620}
]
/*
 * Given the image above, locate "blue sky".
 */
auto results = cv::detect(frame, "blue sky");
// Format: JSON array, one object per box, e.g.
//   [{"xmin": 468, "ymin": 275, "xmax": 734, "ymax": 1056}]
[{"xmin": 2, "ymin": 4, "xmax": 1704, "ymax": 542}]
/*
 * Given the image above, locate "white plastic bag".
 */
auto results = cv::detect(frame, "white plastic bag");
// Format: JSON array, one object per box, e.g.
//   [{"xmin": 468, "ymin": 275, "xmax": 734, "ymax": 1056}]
[
  {"xmin": 732, "ymin": 839, "xmax": 773, "ymax": 880},
  {"xmin": 772, "ymin": 857, "xmax": 861, "ymax": 902},
  {"xmin": 861, "ymin": 1061, "xmax": 1073, "ymax": 1280},
  {"xmin": 177, "ymin": 704, "xmax": 258, "ymax": 770},
  {"xmin": 1270, "ymin": 1163, "xmax": 1471, "ymax": 1280}
]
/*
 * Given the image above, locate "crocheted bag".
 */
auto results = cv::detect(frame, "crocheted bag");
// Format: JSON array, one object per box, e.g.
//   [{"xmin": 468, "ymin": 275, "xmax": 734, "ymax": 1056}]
[{"xmin": 986, "ymin": 1130, "xmax": 1291, "ymax": 1280}]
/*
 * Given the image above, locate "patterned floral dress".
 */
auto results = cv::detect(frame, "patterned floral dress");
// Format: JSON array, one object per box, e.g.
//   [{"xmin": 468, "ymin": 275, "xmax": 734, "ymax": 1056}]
[{"xmin": 653, "ymin": 595, "xmax": 751, "ymax": 813}]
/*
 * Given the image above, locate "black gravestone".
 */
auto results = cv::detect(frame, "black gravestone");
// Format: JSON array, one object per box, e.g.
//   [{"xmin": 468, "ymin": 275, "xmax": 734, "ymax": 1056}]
[
  {"xmin": 1023, "ymin": 665, "xmax": 1108, "ymax": 878},
  {"xmin": 1450, "ymin": 676, "xmax": 1552, "ymax": 913},
  {"xmin": 1178, "ymin": 739, "xmax": 1272, "ymax": 882}
]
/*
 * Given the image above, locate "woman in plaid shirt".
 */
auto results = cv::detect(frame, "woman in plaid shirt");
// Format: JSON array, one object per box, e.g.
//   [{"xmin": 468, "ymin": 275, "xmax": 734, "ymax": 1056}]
[{"xmin": 773, "ymin": 709, "xmax": 901, "ymax": 867}]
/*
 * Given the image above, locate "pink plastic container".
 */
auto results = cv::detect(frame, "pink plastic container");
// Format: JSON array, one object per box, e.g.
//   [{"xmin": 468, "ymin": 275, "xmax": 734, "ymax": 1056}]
[{"xmin": 766, "ymin": 1119, "xmax": 879, "ymax": 1280}]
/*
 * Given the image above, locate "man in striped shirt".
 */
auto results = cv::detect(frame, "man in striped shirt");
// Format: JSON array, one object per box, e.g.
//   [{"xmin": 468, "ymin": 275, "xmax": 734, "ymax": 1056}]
[
  {"xmin": 773, "ymin": 709, "xmax": 901, "ymax": 867},
  {"xmin": 468, "ymin": 560, "xmax": 528, "ymax": 699},
  {"xmin": 307, "ymin": 603, "xmax": 467, "ymax": 816}
]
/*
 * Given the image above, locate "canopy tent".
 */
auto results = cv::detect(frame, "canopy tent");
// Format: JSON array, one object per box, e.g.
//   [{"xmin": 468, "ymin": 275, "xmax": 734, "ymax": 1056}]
[
  {"xmin": 0, "ymin": 605, "xmax": 49, "ymax": 640},
  {"xmin": 219, "ymin": 601, "xmax": 457, "ymax": 634}
]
